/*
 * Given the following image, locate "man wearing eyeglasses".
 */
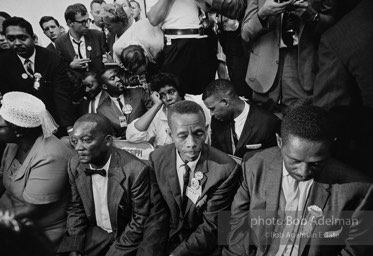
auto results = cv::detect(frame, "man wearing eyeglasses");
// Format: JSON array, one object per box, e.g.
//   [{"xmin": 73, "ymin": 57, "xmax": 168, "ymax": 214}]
[{"xmin": 55, "ymin": 3, "xmax": 106, "ymax": 76}]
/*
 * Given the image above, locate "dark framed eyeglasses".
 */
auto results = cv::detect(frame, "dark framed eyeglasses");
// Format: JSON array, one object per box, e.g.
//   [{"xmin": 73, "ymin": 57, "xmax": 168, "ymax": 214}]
[{"xmin": 74, "ymin": 18, "xmax": 92, "ymax": 26}]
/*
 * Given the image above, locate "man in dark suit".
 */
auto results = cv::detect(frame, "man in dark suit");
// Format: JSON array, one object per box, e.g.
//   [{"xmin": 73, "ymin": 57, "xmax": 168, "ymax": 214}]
[
  {"xmin": 150, "ymin": 100, "xmax": 241, "ymax": 255},
  {"xmin": 55, "ymin": 3, "xmax": 105, "ymax": 76},
  {"xmin": 313, "ymin": 0, "xmax": 373, "ymax": 175},
  {"xmin": 203, "ymin": 79, "xmax": 280, "ymax": 158},
  {"xmin": 39, "ymin": 16, "xmax": 64, "ymax": 53},
  {"xmin": 96, "ymin": 66, "xmax": 152, "ymax": 139},
  {"xmin": 0, "ymin": 17, "xmax": 75, "ymax": 134},
  {"xmin": 223, "ymin": 105, "xmax": 373, "ymax": 256},
  {"xmin": 58, "ymin": 113, "xmax": 153, "ymax": 256}
]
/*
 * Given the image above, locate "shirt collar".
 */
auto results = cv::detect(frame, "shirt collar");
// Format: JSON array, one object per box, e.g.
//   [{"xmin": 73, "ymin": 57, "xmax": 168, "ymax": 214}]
[
  {"xmin": 69, "ymin": 31, "xmax": 85, "ymax": 44},
  {"xmin": 234, "ymin": 101, "xmax": 250, "ymax": 123},
  {"xmin": 176, "ymin": 149, "xmax": 201, "ymax": 172},
  {"xmin": 89, "ymin": 154, "xmax": 111, "ymax": 177},
  {"xmin": 17, "ymin": 48, "xmax": 36, "ymax": 64},
  {"xmin": 282, "ymin": 162, "xmax": 314, "ymax": 183}
]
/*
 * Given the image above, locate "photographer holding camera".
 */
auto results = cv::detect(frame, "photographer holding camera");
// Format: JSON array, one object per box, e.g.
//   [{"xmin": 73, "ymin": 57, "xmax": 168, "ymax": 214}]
[{"xmin": 241, "ymin": 0, "xmax": 337, "ymax": 112}]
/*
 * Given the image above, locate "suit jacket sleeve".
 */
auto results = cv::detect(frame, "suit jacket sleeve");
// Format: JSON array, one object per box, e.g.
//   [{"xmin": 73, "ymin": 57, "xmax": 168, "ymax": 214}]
[
  {"xmin": 58, "ymin": 159, "xmax": 89, "ymax": 253},
  {"xmin": 106, "ymin": 165, "xmax": 151, "ymax": 256},
  {"xmin": 196, "ymin": 0, "xmax": 247, "ymax": 20},
  {"xmin": 172, "ymin": 163, "xmax": 241, "ymax": 256},
  {"xmin": 137, "ymin": 166, "xmax": 170, "ymax": 256},
  {"xmin": 52, "ymin": 54, "xmax": 76, "ymax": 127},
  {"xmin": 222, "ymin": 158, "xmax": 255, "ymax": 256}
]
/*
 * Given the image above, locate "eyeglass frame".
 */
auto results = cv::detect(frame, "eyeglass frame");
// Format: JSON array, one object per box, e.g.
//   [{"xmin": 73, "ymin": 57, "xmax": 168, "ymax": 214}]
[{"xmin": 73, "ymin": 18, "xmax": 92, "ymax": 26}]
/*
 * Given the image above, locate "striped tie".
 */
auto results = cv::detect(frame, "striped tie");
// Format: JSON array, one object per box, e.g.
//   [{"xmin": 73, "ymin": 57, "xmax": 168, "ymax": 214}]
[{"xmin": 24, "ymin": 59, "xmax": 34, "ymax": 78}]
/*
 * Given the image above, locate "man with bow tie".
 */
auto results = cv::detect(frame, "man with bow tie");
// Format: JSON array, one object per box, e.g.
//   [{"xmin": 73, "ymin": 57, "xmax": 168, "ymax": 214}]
[
  {"xmin": 0, "ymin": 16, "xmax": 75, "ymax": 136},
  {"xmin": 149, "ymin": 100, "xmax": 241, "ymax": 255},
  {"xmin": 58, "ymin": 113, "xmax": 159, "ymax": 256}
]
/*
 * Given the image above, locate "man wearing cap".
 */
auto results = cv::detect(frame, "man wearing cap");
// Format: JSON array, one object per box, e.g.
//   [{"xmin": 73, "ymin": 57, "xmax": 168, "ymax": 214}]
[
  {"xmin": 149, "ymin": 100, "xmax": 241, "ymax": 255},
  {"xmin": 58, "ymin": 113, "xmax": 160, "ymax": 256},
  {"xmin": 0, "ymin": 16, "xmax": 75, "ymax": 136}
]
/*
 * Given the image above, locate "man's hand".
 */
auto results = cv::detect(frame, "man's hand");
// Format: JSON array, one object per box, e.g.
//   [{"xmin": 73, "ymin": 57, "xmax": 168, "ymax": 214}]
[
  {"xmin": 288, "ymin": 0, "xmax": 317, "ymax": 21},
  {"xmin": 69, "ymin": 55, "xmax": 91, "ymax": 69},
  {"xmin": 150, "ymin": 91, "xmax": 163, "ymax": 107},
  {"xmin": 258, "ymin": 0, "xmax": 294, "ymax": 19}
]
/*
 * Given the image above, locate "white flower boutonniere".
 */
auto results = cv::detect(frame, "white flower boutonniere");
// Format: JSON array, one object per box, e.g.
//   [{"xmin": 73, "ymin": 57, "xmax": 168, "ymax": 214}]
[
  {"xmin": 301, "ymin": 205, "xmax": 323, "ymax": 235},
  {"xmin": 33, "ymin": 73, "xmax": 42, "ymax": 90},
  {"xmin": 122, "ymin": 104, "xmax": 133, "ymax": 115}
]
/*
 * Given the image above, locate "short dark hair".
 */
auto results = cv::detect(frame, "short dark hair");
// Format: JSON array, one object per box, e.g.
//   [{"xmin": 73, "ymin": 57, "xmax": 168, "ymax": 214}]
[
  {"xmin": 75, "ymin": 113, "xmax": 114, "ymax": 136},
  {"xmin": 281, "ymin": 105, "xmax": 333, "ymax": 145},
  {"xmin": 0, "ymin": 12, "xmax": 11, "ymax": 20},
  {"xmin": 2, "ymin": 16, "xmax": 33, "ymax": 37},
  {"xmin": 167, "ymin": 101, "xmax": 206, "ymax": 129},
  {"xmin": 150, "ymin": 73, "xmax": 185, "ymax": 98},
  {"xmin": 39, "ymin": 16, "xmax": 60, "ymax": 30},
  {"xmin": 130, "ymin": 0, "xmax": 141, "ymax": 8},
  {"xmin": 65, "ymin": 3, "xmax": 88, "ymax": 22},
  {"xmin": 202, "ymin": 79, "xmax": 237, "ymax": 100},
  {"xmin": 90, "ymin": 0, "xmax": 106, "ymax": 10},
  {"xmin": 120, "ymin": 45, "xmax": 147, "ymax": 74},
  {"xmin": 97, "ymin": 66, "xmax": 119, "ymax": 86}
]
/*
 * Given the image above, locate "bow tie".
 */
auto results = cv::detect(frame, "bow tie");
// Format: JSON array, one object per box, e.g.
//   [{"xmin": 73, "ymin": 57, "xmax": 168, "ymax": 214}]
[{"xmin": 85, "ymin": 168, "xmax": 106, "ymax": 177}]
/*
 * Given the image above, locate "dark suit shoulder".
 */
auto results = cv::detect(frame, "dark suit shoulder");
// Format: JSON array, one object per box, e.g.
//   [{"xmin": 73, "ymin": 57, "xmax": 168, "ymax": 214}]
[
  {"xmin": 242, "ymin": 147, "xmax": 281, "ymax": 174},
  {"xmin": 86, "ymin": 29, "xmax": 104, "ymax": 38},
  {"xmin": 54, "ymin": 33, "xmax": 69, "ymax": 46},
  {"xmin": 249, "ymin": 104, "xmax": 281, "ymax": 124},
  {"xmin": 113, "ymin": 147, "xmax": 148, "ymax": 175}
]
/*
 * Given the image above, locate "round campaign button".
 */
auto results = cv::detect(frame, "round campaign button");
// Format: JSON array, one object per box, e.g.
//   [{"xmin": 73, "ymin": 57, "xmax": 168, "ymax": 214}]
[
  {"xmin": 194, "ymin": 171, "xmax": 203, "ymax": 180},
  {"xmin": 21, "ymin": 73, "xmax": 28, "ymax": 79},
  {"xmin": 191, "ymin": 178, "xmax": 200, "ymax": 189}
]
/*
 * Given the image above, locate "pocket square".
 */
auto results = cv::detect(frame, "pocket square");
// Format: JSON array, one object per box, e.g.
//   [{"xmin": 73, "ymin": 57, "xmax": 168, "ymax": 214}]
[
  {"xmin": 246, "ymin": 143, "xmax": 262, "ymax": 149},
  {"xmin": 196, "ymin": 195, "xmax": 207, "ymax": 209},
  {"xmin": 323, "ymin": 227, "xmax": 343, "ymax": 238}
]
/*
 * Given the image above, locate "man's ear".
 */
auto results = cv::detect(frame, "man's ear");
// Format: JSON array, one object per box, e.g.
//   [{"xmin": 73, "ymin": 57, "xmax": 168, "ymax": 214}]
[
  {"xmin": 105, "ymin": 134, "xmax": 113, "ymax": 147},
  {"xmin": 276, "ymin": 133, "xmax": 282, "ymax": 149},
  {"xmin": 102, "ymin": 84, "xmax": 107, "ymax": 90},
  {"xmin": 221, "ymin": 98, "xmax": 229, "ymax": 106},
  {"xmin": 67, "ymin": 20, "xmax": 73, "ymax": 27}
]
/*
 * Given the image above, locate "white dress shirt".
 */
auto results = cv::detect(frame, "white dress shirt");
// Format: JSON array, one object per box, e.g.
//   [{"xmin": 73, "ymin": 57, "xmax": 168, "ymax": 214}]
[
  {"xmin": 89, "ymin": 155, "xmax": 113, "ymax": 233},
  {"xmin": 88, "ymin": 91, "xmax": 103, "ymax": 113},
  {"xmin": 231, "ymin": 101, "xmax": 250, "ymax": 152},
  {"xmin": 109, "ymin": 94, "xmax": 125, "ymax": 114},
  {"xmin": 69, "ymin": 32, "xmax": 87, "ymax": 58},
  {"xmin": 17, "ymin": 49, "xmax": 36, "ymax": 74},
  {"xmin": 176, "ymin": 150, "xmax": 201, "ymax": 197},
  {"xmin": 276, "ymin": 163, "xmax": 314, "ymax": 256}
]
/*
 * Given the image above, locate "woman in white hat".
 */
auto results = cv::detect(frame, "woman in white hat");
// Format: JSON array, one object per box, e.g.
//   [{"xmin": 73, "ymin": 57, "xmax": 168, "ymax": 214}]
[{"xmin": 0, "ymin": 91, "xmax": 73, "ymax": 250}]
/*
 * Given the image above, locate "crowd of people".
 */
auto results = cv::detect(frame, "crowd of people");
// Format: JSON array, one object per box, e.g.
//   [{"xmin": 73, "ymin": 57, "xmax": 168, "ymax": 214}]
[{"xmin": 0, "ymin": 0, "xmax": 372, "ymax": 255}]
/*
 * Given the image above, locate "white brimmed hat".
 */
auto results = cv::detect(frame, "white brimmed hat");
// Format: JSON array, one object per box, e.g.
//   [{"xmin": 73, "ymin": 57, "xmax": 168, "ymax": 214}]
[{"xmin": 0, "ymin": 91, "xmax": 58, "ymax": 137}]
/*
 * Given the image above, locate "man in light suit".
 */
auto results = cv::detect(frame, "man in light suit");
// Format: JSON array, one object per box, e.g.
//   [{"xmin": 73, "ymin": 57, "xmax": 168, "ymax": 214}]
[
  {"xmin": 0, "ymin": 16, "xmax": 75, "ymax": 135},
  {"xmin": 223, "ymin": 105, "xmax": 373, "ymax": 256},
  {"xmin": 203, "ymin": 79, "xmax": 280, "ymax": 158},
  {"xmin": 58, "ymin": 113, "xmax": 154, "ymax": 256},
  {"xmin": 150, "ymin": 100, "xmax": 241, "ymax": 255},
  {"xmin": 241, "ymin": 0, "xmax": 337, "ymax": 108},
  {"xmin": 96, "ymin": 66, "xmax": 153, "ymax": 138}
]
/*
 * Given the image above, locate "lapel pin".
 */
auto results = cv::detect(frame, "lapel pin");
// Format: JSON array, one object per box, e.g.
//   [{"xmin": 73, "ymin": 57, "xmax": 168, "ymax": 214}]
[
  {"xmin": 191, "ymin": 178, "xmax": 200, "ymax": 189},
  {"xmin": 21, "ymin": 73, "xmax": 28, "ymax": 79},
  {"xmin": 33, "ymin": 73, "xmax": 42, "ymax": 90},
  {"xmin": 123, "ymin": 104, "xmax": 133, "ymax": 115},
  {"xmin": 194, "ymin": 171, "xmax": 203, "ymax": 180},
  {"xmin": 87, "ymin": 46, "xmax": 92, "ymax": 51}
]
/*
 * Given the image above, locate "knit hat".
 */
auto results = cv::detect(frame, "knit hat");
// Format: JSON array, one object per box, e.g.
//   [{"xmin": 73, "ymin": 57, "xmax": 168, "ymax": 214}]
[{"xmin": 0, "ymin": 91, "xmax": 58, "ymax": 137}]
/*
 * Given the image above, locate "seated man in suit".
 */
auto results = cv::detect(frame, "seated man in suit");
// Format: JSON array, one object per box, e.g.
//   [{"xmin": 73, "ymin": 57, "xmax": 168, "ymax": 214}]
[
  {"xmin": 96, "ymin": 65, "xmax": 152, "ymax": 138},
  {"xmin": 58, "ymin": 113, "xmax": 152, "ymax": 256},
  {"xmin": 202, "ymin": 79, "xmax": 280, "ymax": 158},
  {"xmin": 39, "ymin": 16, "xmax": 64, "ymax": 53},
  {"xmin": 149, "ymin": 100, "xmax": 241, "ymax": 255},
  {"xmin": 0, "ymin": 16, "xmax": 75, "ymax": 136},
  {"xmin": 126, "ymin": 72, "xmax": 211, "ymax": 147},
  {"xmin": 223, "ymin": 105, "xmax": 373, "ymax": 256}
]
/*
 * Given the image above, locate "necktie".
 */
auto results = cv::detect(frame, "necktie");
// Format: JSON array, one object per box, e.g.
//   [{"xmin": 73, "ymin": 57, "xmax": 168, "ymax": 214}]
[
  {"xmin": 281, "ymin": 13, "xmax": 299, "ymax": 47},
  {"xmin": 117, "ymin": 97, "xmax": 124, "ymax": 113},
  {"xmin": 24, "ymin": 59, "xmax": 34, "ymax": 78},
  {"xmin": 73, "ymin": 39, "xmax": 83, "ymax": 59},
  {"xmin": 102, "ymin": 28, "xmax": 109, "ymax": 53},
  {"xmin": 84, "ymin": 168, "xmax": 106, "ymax": 177},
  {"xmin": 231, "ymin": 120, "xmax": 238, "ymax": 146},
  {"xmin": 90, "ymin": 98, "xmax": 96, "ymax": 113},
  {"xmin": 182, "ymin": 164, "xmax": 191, "ymax": 214}
]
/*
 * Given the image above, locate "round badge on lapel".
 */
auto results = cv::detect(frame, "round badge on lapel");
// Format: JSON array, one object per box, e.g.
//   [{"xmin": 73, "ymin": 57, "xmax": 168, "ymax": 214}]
[
  {"xmin": 191, "ymin": 178, "xmax": 200, "ymax": 189},
  {"xmin": 194, "ymin": 171, "xmax": 203, "ymax": 180},
  {"xmin": 21, "ymin": 73, "xmax": 28, "ymax": 79},
  {"xmin": 87, "ymin": 46, "xmax": 92, "ymax": 51}
]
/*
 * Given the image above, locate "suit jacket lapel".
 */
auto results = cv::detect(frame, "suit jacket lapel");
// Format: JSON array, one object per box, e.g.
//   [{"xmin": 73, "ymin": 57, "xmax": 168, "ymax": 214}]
[
  {"xmin": 107, "ymin": 149, "xmax": 126, "ymax": 232},
  {"xmin": 75, "ymin": 163, "xmax": 96, "ymax": 223},
  {"xmin": 64, "ymin": 33, "xmax": 76, "ymax": 60},
  {"xmin": 167, "ymin": 148, "xmax": 182, "ymax": 216},
  {"xmin": 235, "ymin": 105, "xmax": 254, "ymax": 154},
  {"xmin": 298, "ymin": 180, "xmax": 330, "ymax": 255},
  {"xmin": 262, "ymin": 150, "xmax": 283, "ymax": 250}
]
